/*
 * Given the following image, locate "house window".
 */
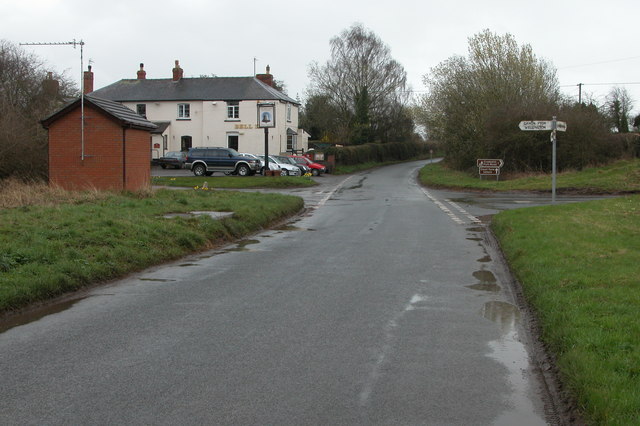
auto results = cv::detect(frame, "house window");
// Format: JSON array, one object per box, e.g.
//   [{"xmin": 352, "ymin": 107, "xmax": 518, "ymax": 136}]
[
  {"xmin": 286, "ymin": 103, "xmax": 292, "ymax": 122},
  {"xmin": 178, "ymin": 103, "xmax": 190, "ymax": 119},
  {"xmin": 136, "ymin": 104, "xmax": 147, "ymax": 118},
  {"xmin": 287, "ymin": 134, "xmax": 297, "ymax": 151},
  {"xmin": 227, "ymin": 101, "xmax": 239, "ymax": 119},
  {"xmin": 181, "ymin": 136, "xmax": 192, "ymax": 151}
]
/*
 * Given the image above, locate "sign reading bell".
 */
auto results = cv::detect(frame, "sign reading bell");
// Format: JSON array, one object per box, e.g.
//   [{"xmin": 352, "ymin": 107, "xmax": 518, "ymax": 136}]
[{"xmin": 257, "ymin": 102, "xmax": 276, "ymax": 128}]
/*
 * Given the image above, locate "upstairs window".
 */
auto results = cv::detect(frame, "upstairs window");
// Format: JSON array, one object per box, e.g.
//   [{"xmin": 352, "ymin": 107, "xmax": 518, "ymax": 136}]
[
  {"xmin": 136, "ymin": 104, "xmax": 147, "ymax": 118},
  {"xmin": 286, "ymin": 103, "xmax": 292, "ymax": 122},
  {"xmin": 227, "ymin": 101, "xmax": 239, "ymax": 119},
  {"xmin": 178, "ymin": 103, "xmax": 190, "ymax": 119}
]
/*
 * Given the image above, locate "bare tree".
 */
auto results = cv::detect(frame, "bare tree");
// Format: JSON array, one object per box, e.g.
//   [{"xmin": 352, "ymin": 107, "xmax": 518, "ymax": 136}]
[
  {"xmin": 0, "ymin": 40, "xmax": 77, "ymax": 179},
  {"xmin": 307, "ymin": 23, "xmax": 412, "ymax": 144}
]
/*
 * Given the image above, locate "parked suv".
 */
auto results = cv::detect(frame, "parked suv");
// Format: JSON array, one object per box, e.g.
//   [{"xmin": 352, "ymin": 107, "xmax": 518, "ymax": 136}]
[{"xmin": 185, "ymin": 147, "xmax": 261, "ymax": 176}]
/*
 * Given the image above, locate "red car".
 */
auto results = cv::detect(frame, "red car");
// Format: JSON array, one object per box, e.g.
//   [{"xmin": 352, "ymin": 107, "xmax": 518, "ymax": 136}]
[{"xmin": 288, "ymin": 155, "xmax": 326, "ymax": 176}]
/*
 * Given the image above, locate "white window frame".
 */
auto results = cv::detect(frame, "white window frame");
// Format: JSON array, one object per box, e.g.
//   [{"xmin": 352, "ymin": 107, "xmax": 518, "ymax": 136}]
[
  {"xmin": 286, "ymin": 103, "xmax": 292, "ymax": 122},
  {"xmin": 227, "ymin": 101, "xmax": 240, "ymax": 120},
  {"xmin": 287, "ymin": 134, "xmax": 297, "ymax": 151},
  {"xmin": 177, "ymin": 103, "xmax": 190, "ymax": 119}
]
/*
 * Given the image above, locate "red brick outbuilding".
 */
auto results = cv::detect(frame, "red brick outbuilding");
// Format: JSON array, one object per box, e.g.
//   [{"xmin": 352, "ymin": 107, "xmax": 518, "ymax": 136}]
[{"xmin": 42, "ymin": 95, "xmax": 157, "ymax": 191}]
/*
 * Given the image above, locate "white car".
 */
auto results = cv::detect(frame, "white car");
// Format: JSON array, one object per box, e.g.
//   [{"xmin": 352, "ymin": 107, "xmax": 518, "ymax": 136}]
[
  {"xmin": 241, "ymin": 153, "xmax": 281, "ymax": 175},
  {"xmin": 260, "ymin": 155, "xmax": 300, "ymax": 176}
]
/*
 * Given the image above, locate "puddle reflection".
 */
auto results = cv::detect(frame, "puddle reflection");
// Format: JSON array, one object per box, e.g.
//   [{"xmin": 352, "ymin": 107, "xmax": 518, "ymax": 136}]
[
  {"xmin": 0, "ymin": 296, "xmax": 87, "ymax": 334},
  {"xmin": 482, "ymin": 301, "xmax": 547, "ymax": 425}
]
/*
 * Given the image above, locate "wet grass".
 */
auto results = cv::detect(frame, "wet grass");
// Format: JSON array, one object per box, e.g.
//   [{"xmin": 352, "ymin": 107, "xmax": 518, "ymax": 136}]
[
  {"xmin": 419, "ymin": 158, "xmax": 640, "ymax": 193},
  {"xmin": 152, "ymin": 175, "xmax": 317, "ymax": 189},
  {"xmin": 491, "ymin": 195, "xmax": 640, "ymax": 424},
  {"xmin": 0, "ymin": 188, "xmax": 303, "ymax": 314}
]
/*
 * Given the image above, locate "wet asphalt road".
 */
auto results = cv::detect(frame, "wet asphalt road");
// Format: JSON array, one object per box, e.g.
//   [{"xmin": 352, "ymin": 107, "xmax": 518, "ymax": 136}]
[{"xmin": 0, "ymin": 160, "xmax": 597, "ymax": 424}]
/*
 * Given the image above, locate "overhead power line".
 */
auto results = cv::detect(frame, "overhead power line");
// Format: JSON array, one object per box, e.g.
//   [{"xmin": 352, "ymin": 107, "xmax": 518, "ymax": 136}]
[{"xmin": 558, "ymin": 55, "xmax": 640, "ymax": 70}]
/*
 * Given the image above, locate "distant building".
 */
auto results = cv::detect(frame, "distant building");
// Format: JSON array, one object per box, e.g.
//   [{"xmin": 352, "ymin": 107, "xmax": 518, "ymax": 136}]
[{"xmin": 90, "ymin": 62, "xmax": 307, "ymax": 159}]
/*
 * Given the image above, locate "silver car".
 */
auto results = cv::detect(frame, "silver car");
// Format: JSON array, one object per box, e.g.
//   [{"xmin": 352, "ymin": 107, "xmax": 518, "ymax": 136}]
[
  {"xmin": 240, "ymin": 153, "xmax": 282, "ymax": 175},
  {"xmin": 260, "ymin": 155, "xmax": 300, "ymax": 176}
]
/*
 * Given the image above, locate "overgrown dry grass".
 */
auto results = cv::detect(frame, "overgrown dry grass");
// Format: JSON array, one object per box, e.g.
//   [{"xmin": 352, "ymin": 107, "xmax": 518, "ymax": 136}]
[{"xmin": 0, "ymin": 178, "xmax": 113, "ymax": 209}]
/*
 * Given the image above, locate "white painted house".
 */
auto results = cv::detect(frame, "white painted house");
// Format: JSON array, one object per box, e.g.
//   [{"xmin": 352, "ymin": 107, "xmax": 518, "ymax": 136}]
[{"xmin": 89, "ymin": 61, "xmax": 308, "ymax": 159}]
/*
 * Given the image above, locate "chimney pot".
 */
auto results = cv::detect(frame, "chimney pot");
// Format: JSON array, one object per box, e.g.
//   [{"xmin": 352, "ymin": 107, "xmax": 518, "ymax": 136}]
[
  {"xmin": 172, "ymin": 60, "xmax": 183, "ymax": 81},
  {"xmin": 83, "ymin": 65, "xmax": 94, "ymax": 94},
  {"xmin": 256, "ymin": 65, "xmax": 274, "ymax": 88},
  {"xmin": 137, "ymin": 63, "xmax": 146, "ymax": 80}
]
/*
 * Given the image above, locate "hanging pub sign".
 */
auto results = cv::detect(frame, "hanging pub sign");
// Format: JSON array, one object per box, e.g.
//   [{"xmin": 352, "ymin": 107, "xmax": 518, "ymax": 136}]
[{"xmin": 257, "ymin": 102, "xmax": 276, "ymax": 128}]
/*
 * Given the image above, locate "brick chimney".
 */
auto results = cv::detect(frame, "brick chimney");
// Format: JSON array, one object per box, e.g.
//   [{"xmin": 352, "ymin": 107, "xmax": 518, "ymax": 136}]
[
  {"xmin": 256, "ymin": 65, "xmax": 274, "ymax": 87},
  {"xmin": 137, "ymin": 63, "xmax": 146, "ymax": 79},
  {"xmin": 42, "ymin": 72, "xmax": 60, "ymax": 98},
  {"xmin": 83, "ymin": 65, "xmax": 93, "ymax": 94},
  {"xmin": 172, "ymin": 60, "xmax": 183, "ymax": 81}
]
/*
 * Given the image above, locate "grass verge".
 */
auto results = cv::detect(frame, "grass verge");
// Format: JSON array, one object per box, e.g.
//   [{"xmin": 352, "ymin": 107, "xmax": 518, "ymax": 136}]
[
  {"xmin": 419, "ymin": 158, "xmax": 640, "ymax": 193},
  {"xmin": 0, "ymin": 188, "xmax": 303, "ymax": 314},
  {"xmin": 152, "ymin": 175, "xmax": 317, "ymax": 188},
  {"xmin": 491, "ymin": 195, "xmax": 640, "ymax": 424}
]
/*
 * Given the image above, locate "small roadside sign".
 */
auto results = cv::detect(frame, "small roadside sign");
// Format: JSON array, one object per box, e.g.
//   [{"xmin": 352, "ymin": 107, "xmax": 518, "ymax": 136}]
[
  {"xmin": 477, "ymin": 159, "xmax": 504, "ymax": 168},
  {"xmin": 479, "ymin": 167, "xmax": 500, "ymax": 175},
  {"xmin": 476, "ymin": 158, "xmax": 504, "ymax": 180},
  {"xmin": 556, "ymin": 121, "xmax": 567, "ymax": 132},
  {"xmin": 519, "ymin": 121, "xmax": 553, "ymax": 131}
]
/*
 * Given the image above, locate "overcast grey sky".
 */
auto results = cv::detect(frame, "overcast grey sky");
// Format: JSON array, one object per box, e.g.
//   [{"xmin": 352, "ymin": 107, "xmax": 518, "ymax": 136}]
[{"xmin": 3, "ymin": 0, "xmax": 639, "ymax": 115}]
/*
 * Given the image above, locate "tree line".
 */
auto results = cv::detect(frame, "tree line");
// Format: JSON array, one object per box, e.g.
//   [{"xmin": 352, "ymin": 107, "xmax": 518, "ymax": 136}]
[
  {"xmin": 301, "ymin": 25, "xmax": 639, "ymax": 173},
  {"xmin": 414, "ymin": 29, "xmax": 639, "ymax": 172},
  {"xmin": 2, "ymin": 27, "xmax": 638, "ymax": 181}
]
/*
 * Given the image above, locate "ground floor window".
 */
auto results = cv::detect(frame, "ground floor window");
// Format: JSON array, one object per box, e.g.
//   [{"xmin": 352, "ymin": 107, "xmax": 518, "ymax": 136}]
[
  {"xmin": 181, "ymin": 135, "xmax": 192, "ymax": 151},
  {"xmin": 287, "ymin": 134, "xmax": 297, "ymax": 152}
]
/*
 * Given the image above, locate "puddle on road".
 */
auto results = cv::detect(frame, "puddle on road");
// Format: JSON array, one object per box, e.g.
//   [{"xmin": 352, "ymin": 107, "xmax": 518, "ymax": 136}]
[
  {"xmin": 226, "ymin": 239, "xmax": 260, "ymax": 252},
  {"xmin": 482, "ymin": 301, "xmax": 519, "ymax": 327},
  {"xmin": 178, "ymin": 263, "xmax": 198, "ymax": 267},
  {"xmin": 466, "ymin": 237, "xmax": 483, "ymax": 242},
  {"xmin": 482, "ymin": 301, "xmax": 547, "ymax": 425},
  {"xmin": 466, "ymin": 226, "xmax": 485, "ymax": 233},
  {"xmin": 139, "ymin": 278, "xmax": 178, "ymax": 282},
  {"xmin": 477, "ymin": 254, "xmax": 492, "ymax": 263},
  {"xmin": 0, "ymin": 296, "xmax": 88, "ymax": 334},
  {"xmin": 468, "ymin": 270, "xmax": 501, "ymax": 292},
  {"xmin": 273, "ymin": 225, "xmax": 305, "ymax": 232}
]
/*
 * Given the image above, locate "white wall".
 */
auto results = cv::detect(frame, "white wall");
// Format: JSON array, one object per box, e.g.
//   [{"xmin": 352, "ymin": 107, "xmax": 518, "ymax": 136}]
[{"xmin": 126, "ymin": 99, "xmax": 304, "ymax": 156}]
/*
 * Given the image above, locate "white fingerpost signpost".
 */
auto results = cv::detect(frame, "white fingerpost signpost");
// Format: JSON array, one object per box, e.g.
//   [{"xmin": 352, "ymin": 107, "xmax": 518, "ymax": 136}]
[{"xmin": 518, "ymin": 116, "xmax": 567, "ymax": 203}]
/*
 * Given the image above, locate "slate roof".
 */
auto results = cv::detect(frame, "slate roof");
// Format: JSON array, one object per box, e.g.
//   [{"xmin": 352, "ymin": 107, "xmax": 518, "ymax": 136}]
[
  {"xmin": 90, "ymin": 77, "xmax": 299, "ymax": 105},
  {"xmin": 41, "ymin": 95, "xmax": 157, "ymax": 130}
]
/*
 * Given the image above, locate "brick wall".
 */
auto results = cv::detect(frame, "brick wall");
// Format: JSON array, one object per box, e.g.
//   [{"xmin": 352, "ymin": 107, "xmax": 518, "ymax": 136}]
[{"xmin": 48, "ymin": 104, "xmax": 150, "ymax": 191}]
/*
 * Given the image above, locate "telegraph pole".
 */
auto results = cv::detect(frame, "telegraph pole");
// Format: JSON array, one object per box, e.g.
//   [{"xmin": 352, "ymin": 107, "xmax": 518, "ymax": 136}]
[
  {"xmin": 577, "ymin": 83, "xmax": 583, "ymax": 104},
  {"xmin": 20, "ymin": 40, "xmax": 86, "ymax": 160}
]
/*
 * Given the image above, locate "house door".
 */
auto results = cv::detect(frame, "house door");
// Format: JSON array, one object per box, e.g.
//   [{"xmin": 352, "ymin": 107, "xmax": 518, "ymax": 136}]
[
  {"xmin": 181, "ymin": 135, "xmax": 192, "ymax": 151},
  {"xmin": 227, "ymin": 133, "xmax": 239, "ymax": 151}
]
